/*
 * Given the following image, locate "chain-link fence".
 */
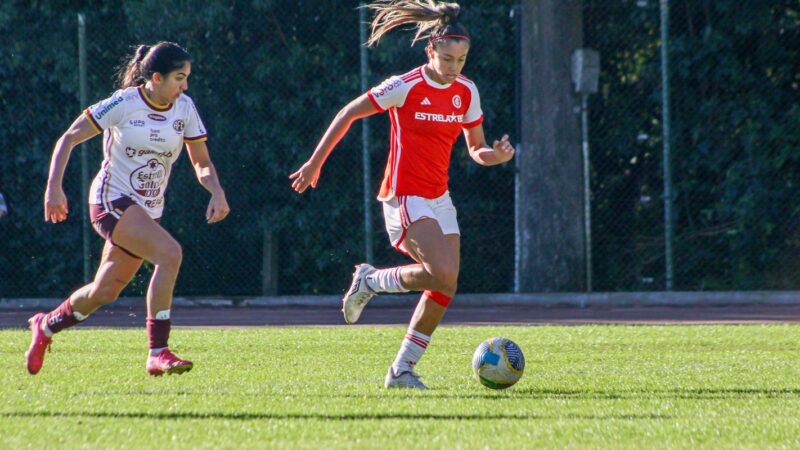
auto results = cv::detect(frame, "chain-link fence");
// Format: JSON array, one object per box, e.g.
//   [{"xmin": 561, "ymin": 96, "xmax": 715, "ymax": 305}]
[
  {"xmin": 585, "ymin": 0, "xmax": 800, "ymax": 291},
  {"xmin": 1, "ymin": 1, "xmax": 799, "ymax": 298},
  {"xmin": 0, "ymin": 1, "xmax": 516, "ymax": 298}
]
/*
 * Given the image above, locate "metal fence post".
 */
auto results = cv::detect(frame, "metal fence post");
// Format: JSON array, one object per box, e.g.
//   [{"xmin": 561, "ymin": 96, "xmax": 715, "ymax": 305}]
[
  {"xmin": 580, "ymin": 93, "xmax": 592, "ymax": 292},
  {"xmin": 512, "ymin": 3, "xmax": 521, "ymax": 294},
  {"xmin": 78, "ymin": 13, "xmax": 90, "ymax": 283},
  {"xmin": 572, "ymin": 48, "xmax": 600, "ymax": 293},
  {"xmin": 659, "ymin": 0, "xmax": 674, "ymax": 290},
  {"xmin": 359, "ymin": 3, "xmax": 374, "ymax": 264}
]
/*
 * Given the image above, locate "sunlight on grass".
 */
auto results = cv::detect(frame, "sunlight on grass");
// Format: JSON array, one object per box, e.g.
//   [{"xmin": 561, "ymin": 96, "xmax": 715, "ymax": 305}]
[{"xmin": 1, "ymin": 325, "xmax": 799, "ymax": 449}]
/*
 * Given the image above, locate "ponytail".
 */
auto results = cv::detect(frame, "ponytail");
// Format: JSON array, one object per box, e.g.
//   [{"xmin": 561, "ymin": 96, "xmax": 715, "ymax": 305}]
[
  {"xmin": 118, "ymin": 45, "xmax": 150, "ymax": 89},
  {"xmin": 365, "ymin": 0, "xmax": 469, "ymax": 47}
]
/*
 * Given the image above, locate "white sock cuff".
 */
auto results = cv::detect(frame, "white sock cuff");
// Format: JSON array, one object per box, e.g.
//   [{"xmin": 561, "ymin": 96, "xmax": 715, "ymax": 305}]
[
  {"xmin": 155, "ymin": 310, "xmax": 171, "ymax": 320},
  {"xmin": 367, "ymin": 267, "xmax": 410, "ymax": 293},
  {"xmin": 393, "ymin": 268, "xmax": 407, "ymax": 290},
  {"xmin": 406, "ymin": 328, "xmax": 430, "ymax": 343}
]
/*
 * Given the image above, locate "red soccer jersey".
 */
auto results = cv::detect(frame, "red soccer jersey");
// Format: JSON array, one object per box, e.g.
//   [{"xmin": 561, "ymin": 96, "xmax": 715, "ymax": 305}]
[{"xmin": 368, "ymin": 66, "xmax": 484, "ymax": 200}]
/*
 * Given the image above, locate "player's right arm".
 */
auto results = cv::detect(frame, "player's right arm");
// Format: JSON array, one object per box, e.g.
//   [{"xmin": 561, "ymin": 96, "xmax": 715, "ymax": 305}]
[
  {"xmin": 44, "ymin": 114, "xmax": 100, "ymax": 223},
  {"xmin": 289, "ymin": 93, "xmax": 379, "ymax": 194}
]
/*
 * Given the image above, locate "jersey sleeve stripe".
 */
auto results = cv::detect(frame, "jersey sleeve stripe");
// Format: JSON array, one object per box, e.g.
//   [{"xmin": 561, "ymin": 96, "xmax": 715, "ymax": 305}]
[
  {"xmin": 401, "ymin": 66, "xmax": 423, "ymax": 82},
  {"xmin": 84, "ymin": 108, "xmax": 103, "ymax": 133},
  {"xmin": 184, "ymin": 134, "xmax": 208, "ymax": 143},
  {"xmin": 367, "ymin": 91, "xmax": 386, "ymax": 112},
  {"xmin": 463, "ymin": 115, "xmax": 484, "ymax": 129},
  {"xmin": 456, "ymin": 75, "xmax": 474, "ymax": 85}
]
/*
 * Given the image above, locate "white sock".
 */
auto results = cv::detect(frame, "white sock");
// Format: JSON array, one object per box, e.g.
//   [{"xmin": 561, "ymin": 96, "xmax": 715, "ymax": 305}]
[
  {"xmin": 149, "ymin": 347, "xmax": 167, "ymax": 356},
  {"xmin": 366, "ymin": 267, "xmax": 409, "ymax": 293},
  {"xmin": 391, "ymin": 328, "xmax": 430, "ymax": 374}
]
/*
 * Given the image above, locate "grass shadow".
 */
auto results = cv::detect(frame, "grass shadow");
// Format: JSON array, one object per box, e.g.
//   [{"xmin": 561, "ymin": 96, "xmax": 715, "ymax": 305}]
[{"xmin": 0, "ymin": 410, "xmax": 672, "ymax": 422}]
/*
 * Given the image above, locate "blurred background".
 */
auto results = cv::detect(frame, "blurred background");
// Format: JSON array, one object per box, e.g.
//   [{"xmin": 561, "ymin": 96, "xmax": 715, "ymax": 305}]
[{"xmin": 1, "ymin": 0, "xmax": 799, "ymax": 298}]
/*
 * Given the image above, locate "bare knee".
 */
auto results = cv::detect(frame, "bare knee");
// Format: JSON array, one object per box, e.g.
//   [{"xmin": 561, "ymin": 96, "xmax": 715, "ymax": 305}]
[
  {"xmin": 426, "ymin": 263, "xmax": 458, "ymax": 292},
  {"xmin": 153, "ymin": 240, "xmax": 183, "ymax": 270}
]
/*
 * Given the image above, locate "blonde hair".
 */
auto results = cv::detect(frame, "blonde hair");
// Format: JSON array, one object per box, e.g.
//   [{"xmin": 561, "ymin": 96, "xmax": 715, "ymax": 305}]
[{"xmin": 365, "ymin": 0, "xmax": 469, "ymax": 47}]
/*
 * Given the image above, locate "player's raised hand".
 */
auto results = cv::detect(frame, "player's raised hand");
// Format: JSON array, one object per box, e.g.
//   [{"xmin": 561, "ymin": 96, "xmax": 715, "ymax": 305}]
[
  {"xmin": 44, "ymin": 186, "xmax": 69, "ymax": 223},
  {"xmin": 492, "ymin": 134, "xmax": 515, "ymax": 164},
  {"xmin": 289, "ymin": 160, "xmax": 322, "ymax": 194},
  {"xmin": 206, "ymin": 191, "xmax": 230, "ymax": 224}
]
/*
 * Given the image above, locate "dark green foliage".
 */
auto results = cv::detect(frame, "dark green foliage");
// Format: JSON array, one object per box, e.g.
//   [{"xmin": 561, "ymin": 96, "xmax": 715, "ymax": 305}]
[
  {"xmin": 0, "ymin": 1, "xmax": 516, "ymax": 296},
  {"xmin": 3, "ymin": 0, "xmax": 796, "ymax": 296},
  {"xmin": 586, "ymin": 0, "xmax": 800, "ymax": 290}
]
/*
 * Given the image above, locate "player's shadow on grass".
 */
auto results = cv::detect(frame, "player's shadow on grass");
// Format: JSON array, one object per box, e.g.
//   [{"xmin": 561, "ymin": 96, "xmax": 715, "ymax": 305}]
[
  {"xmin": 320, "ymin": 387, "xmax": 800, "ymax": 401},
  {"xmin": 0, "ymin": 411, "xmax": 672, "ymax": 421},
  {"xmin": 511, "ymin": 387, "xmax": 800, "ymax": 400}
]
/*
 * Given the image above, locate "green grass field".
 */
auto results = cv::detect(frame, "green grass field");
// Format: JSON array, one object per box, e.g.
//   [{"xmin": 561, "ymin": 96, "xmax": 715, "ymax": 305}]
[{"xmin": 2, "ymin": 325, "xmax": 799, "ymax": 449}]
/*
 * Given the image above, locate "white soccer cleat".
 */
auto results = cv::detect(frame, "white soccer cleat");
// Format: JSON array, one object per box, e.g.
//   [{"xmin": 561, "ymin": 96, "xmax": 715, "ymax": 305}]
[
  {"xmin": 342, "ymin": 263, "xmax": 377, "ymax": 324},
  {"xmin": 384, "ymin": 366, "xmax": 430, "ymax": 390}
]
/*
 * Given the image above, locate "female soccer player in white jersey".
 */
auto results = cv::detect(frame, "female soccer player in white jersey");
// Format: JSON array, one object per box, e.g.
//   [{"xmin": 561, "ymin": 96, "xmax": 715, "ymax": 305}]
[
  {"xmin": 26, "ymin": 42, "xmax": 230, "ymax": 376},
  {"xmin": 290, "ymin": 0, "xmax": 515, "ymax": 389}
]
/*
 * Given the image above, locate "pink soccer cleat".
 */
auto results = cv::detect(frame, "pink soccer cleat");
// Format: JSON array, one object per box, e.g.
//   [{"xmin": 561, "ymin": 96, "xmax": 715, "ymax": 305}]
[
  {"xmin": 25, "ymin": 313, "xmax": 52, "ymax": 375},
  {"xmin": 146, "ymin": 349, "xmax": 193, "ymax": 376}
]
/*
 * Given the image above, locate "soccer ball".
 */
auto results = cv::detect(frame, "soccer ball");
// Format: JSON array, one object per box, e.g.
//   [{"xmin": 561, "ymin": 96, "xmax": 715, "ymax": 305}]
[{"xmin": 471, "ymin": 337, "xmax": 525, "ymax": 389}]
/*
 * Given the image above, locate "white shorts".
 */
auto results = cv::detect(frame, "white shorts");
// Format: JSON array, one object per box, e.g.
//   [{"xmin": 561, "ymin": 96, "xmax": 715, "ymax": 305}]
[{"xmin": 382, "ymin": 191, "xmax": 460, "ymax": 255}]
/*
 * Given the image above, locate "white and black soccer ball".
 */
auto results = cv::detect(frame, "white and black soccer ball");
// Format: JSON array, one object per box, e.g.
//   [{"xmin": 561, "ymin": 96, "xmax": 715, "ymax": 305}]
[{"xmin": 471, "ymin": 337, "xmax": 525, "ymax": 389}]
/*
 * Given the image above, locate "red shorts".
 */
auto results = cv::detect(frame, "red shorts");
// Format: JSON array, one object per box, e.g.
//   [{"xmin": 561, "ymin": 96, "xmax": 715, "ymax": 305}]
[{"xmin": 90, "ymin": 197, "xmax": 159, "ymax": 259}]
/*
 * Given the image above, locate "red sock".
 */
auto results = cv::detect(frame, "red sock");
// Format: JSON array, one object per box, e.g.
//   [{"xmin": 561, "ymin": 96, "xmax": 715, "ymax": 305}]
[
  {"xmin": 45, "ymin": 299, "xmax": 81, "ymax": 334},
  {"xmin": 147, "ymin": 318, "xmax": 171, "ymax": 349}
]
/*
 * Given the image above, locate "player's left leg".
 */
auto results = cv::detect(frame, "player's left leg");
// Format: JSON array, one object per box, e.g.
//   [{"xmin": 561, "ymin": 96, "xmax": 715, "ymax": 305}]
[
  {"xmin": 385, "ymin": 230, "xmax": 460, "ymax": 390},
  {"xmin": 110, "ymin": 205, "xmax": 191, "ymax": 376}
]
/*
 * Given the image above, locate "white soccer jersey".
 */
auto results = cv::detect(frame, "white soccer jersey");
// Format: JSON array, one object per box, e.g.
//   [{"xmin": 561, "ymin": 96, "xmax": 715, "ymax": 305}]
[{"xmin": 85, "ymin": 86, "xmax": 207, "ymax": 219}]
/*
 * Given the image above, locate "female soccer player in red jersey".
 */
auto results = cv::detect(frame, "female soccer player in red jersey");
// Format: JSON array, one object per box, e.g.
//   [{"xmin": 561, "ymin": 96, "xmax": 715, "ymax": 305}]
[
  {"xmin": 26, "ymin": 42, "xmax": 230, "ymax": 376},
  {"xmin": 290, "ymin": 0, "xmax": 515, "ymax": 389}
]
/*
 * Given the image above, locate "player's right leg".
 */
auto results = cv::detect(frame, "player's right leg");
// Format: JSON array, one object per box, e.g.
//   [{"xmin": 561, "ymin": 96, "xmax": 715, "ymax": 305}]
[
  {"xmin": 111, "ymin": 204, "xmax": 191, "ymax": 376},
  {"xmin": 342, "ymin": 195, "xmax": 454, "ymax": 324},
  {"xmin": 26, "ymin": 241, "xmax": 143, "ymax": 375}
]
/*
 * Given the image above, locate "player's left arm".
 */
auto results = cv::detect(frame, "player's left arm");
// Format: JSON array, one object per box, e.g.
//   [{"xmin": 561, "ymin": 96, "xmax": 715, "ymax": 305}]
[
  {"xmin": 463, "ymin": 124, "xmax": 515, "ymax": 166},
  {"xmin": 185, "ymin": 141, "xmax": 230, "ymax": 224}
]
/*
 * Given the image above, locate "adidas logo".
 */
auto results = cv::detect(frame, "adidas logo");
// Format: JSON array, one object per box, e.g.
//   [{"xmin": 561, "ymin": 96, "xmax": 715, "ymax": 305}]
[{"xmin": 420, "ymin": 97, "xmax": 432, "ymax": 106}]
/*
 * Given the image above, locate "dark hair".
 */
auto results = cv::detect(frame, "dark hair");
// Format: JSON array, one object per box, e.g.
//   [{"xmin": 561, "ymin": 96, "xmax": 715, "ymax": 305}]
[
  {"xmin": 365, "ymin": 0, "xmax": 469, "ymax": 48},
  {"xmin": 117, "ymin": 42, "xmax": 192, "ymax": 89}
]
